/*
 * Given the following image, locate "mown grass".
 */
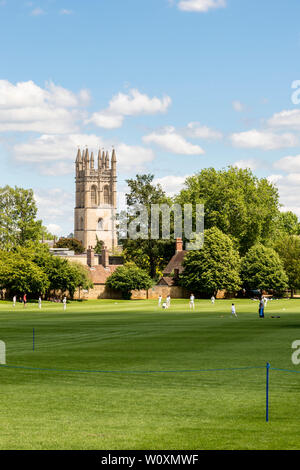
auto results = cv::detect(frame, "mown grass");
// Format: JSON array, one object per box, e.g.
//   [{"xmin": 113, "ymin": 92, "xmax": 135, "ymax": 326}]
[{"xmin": 0, "ymin": 298, "xmax": 300, "ymax": 450}]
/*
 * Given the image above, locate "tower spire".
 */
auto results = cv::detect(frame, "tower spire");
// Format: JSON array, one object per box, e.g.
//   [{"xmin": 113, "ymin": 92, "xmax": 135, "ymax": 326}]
[{"xmin": 90, "ymin": 151, "xmax": 94, "ymax": 169}]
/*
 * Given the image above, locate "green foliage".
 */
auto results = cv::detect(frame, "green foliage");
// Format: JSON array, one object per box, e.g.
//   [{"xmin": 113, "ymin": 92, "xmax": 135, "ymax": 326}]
[
  {"xmin": 241, "ymin": 243, "xmax": 288, "ymax": 293},
  {"xmin": 106, "ymin": 262, "xmax": 152, "ymax": 299},
  {"xmin": 55, "ymin": 237, "xmax": 85, "ymax": 254},
  {"xmin": 175, "ymin": 166, "xmax": 280, "ymax": 255},
  {"xmin": 0, "ymin": 243, "xmax": 92, "ymax": 298},
  {"xmin": 94, "ymin": 236, "xmax": 104, "ymax": 254},
  {"xmin": 120, "ymin": 174, "xmax": 174, "ymax": 278},
  {"xmin": 0, "ymin": 185, "xmax": 43, "ymax": 249},
  {"xmin": 274, "ymin": 235, "xmax": 300, "ymax": 296},
  {"xmin": 0, "ymin": 250, "xmax": 49, "ymax": 295},
  {"xmin": 274, "ymin": 211, "xmax": 300, "ymax": 236},
  {"xmin": 180, "ymin": 227, "xmax": 241, "ymax": 295}
]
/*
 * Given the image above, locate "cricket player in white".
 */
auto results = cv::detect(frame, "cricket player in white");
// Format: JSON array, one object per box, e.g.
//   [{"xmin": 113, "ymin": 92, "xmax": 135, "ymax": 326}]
[
  {"xmin": 38, "ymin": 297, "xmax": 42, "ymax": 309},
  {"xmin": 166, "ymin": 295, "xmax": 171, "ymax": 308},
  {"xmin": 13, "ymin": 295, "xmax": 16, "ymax": 307},
  {"xmin": 158, "ymin": 295, "xmax": 162, "ymax": 307},
  {"xmin": 63, "ymin": 296, "xmax": 67, "ymax": 311},
  {"xmin": 231, "ymin": 303, "xmax": 237, "ymax": 318},
  {"xmin": 189, "ymin": 294, "xmax": 195, "ymax": 309}
]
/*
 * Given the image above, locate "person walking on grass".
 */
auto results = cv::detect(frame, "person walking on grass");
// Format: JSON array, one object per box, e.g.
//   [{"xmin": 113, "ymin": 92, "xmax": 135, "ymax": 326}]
[
  {"xmin": 38, "ymin": 296, "xmax": 42, "ymax": 310},
  {"xmin": 189, "ymin": 293, "xmax": 195, "ymax": 310},
  {"xmin": 13, "ymin": 295, "xmax": 16, "ymax": 308},
  {"xmin": 63, "ymin": 296, "xmax": 67, "ymax": 311},
  {"xmin": 23, "ymin": 293, "xmax": 27, "ymax": 308},
  {"xmin": 158, "ymin": 295, "xmax": 162, "ymax": 308},
  {"xmin": 231, "ymin": 303, "xmax": 238, "ymax": 318},
  {"xmin": 166, "ymin": 295, "xmax": 171, "ymax": 309},
  {"xmin": 211, "ymin": 295, "xmax": 215, "ymax": 304},
  {"xmin": 259, "ymin": 296, "xmax": 265, "ymax": 318}
]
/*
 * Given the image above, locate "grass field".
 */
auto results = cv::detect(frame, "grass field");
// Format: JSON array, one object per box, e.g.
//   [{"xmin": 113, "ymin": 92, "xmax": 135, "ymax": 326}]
[{"xmin": 0, "ymin": 297, "xmax": 300, "ymax": 450}]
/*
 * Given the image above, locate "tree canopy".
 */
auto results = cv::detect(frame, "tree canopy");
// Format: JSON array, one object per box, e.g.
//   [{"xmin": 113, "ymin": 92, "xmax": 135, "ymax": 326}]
[
  {"xmin": 0, "ymin": 186, "xmax": 43, "ymax": 250},
  {"xmin": 106, "ymin": 262, "xmax": 152, "ymax": 299},
  {"xmin": 241, "ymin": 243, "xmax": 288, "ymax": 293},
  {"xmin": 120, "ymin": 174, "xmax": 174, "ymax": 279},
  {"xmin": 180, "ymin": 227, "xmax": 241, "ymax": 296},
  {"xmin": 175, "ymin": 167, "xmax": 280, "ymax": 255}
]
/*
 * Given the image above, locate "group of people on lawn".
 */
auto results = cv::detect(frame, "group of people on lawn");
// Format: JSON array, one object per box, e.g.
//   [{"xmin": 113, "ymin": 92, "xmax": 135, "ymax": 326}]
[{"xmin": 157, "ymin": 292, "xmax": 268, "ymax": 319}]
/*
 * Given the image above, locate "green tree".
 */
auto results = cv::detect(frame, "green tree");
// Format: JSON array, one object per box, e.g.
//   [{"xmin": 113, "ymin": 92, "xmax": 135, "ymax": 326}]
[
  {"xmin": 106, "ymin": 262, "xmax": 152, "ymax": 299},
  {"xmin": 241, "ymin": 243, "xmax": 288, "ymax": 294},
  {"xmin": 274, "ymin": 211, "xmax": 300, "ymax": 236},
  {"xmin": 175, "ymin": 166, "xmax": 280, "ymax": 255},
  {"xmin": 274, "ymin": 235, "xmax": 300, "ymax": 297},
  {"xmin": 0, "ymin": 186, "xmax": 43, "ymax": 249},
  {"xmin": 121, "ymin": 174, "xmax": 174, "ymax": 279},
  {"xmin": 5, "ymin": 243, "xmax": 93, "ymax": 299},
  {"xmin": 0, "ymin": 250, "xmax": 49, "ymax": 296},
  {"xmin": 94, "ymin": 236, "xmax": 104, "ymax": 254},
  {"xmin": 54, "ymin": 237, "xmax": 85, "ymax": 254},
  {"xmin": 179, "ymin": 227, "xmax": 241, "ymax": 296}
]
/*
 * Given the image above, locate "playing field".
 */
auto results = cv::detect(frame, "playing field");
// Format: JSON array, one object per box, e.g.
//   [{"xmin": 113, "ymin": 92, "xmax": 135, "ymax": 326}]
[{"xmin": 0, "ymin": 298, "xmax": 300, "ymax": 450}]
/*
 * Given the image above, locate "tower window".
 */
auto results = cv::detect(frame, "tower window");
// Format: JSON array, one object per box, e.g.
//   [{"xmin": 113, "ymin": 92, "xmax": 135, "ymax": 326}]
[
  {"xmin": 80, "ymin": 217, "xmax": 84, "ymax": 231},
  {"xmin": 91, "ymin": 185, "xmax": 97, "ymax": 206},
  {"xmin": 98, "ymin": 218, "xmax": 103, "ymax": 230},
  {"xmin": 104, "ymin": 185, "xmax": 110, "ymax": 205}
]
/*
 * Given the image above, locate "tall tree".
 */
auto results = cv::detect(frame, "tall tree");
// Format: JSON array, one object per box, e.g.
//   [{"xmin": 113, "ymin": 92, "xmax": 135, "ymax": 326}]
[
  {"xmin": 241, "ymin": 243, "xmax": 288, "ymax": 294},
  {"xmin": 0, "ymin": 186, "xmax": 42, "ymax": 249},
  {"xmin": 175, "ymin": 167, "xmax": 280, "ymax": 255},
  {"xmin": 121, "ymin": 174, "xmax": 174, "ymax": 278},
  {"xmin": 274, "ymin": 235, "xmax": 300, "ymax": 297},
  {"xmin": 179, "ymin": 227, "xmax": 241, "ymax": 296}
]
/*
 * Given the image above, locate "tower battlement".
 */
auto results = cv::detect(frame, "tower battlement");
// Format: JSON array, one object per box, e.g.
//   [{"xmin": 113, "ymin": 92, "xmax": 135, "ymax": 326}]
[{"xmin": 74, "ymin": 148, "xmax": 117, "ymax": 251}]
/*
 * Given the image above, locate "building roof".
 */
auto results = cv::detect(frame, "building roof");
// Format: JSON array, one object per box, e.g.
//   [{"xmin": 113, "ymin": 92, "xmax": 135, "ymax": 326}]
[
  {"xmin": 157, "ymin": 276, "xmax": 175, "ymax": 286},
  {"xmin": 88, "ymin": 264, "xmax": 119, "ymax": 285},
  {"xmin": 162, "ymin": 250, "xmax": 187, "ymax": 275}
]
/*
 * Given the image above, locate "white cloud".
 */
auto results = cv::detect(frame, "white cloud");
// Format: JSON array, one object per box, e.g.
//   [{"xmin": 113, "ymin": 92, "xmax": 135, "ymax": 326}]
[
  {"xmin": 143, "ymin": 126, "xmax": 205, "ymax": 155},
  {"xmin": 60, "ymin": 9, "xmax": 73, "ymax": 15},
  {"xmin": 31, "ymin": 7, "xmax": 45, "ymax": 16},
  {"xmin": 13, "ymin": 133, "xmax": 155, "ymax": 174},
  {"xmin": 0, "ymin": 80, "xmax": 89, "ymax": 134},
  {"xmin": 154, "ymin": 175, "xmax": 189, "ymax": 195},
  {"xmin": 185, "ymin": 122, "xmax": 223, "ymax": 140},
  {"xmin": 230, "ymin": 129, "xmax": 298, "ymax": 150},
  {"xmin": 267, "ymin": 109, "xmax": 300, "ymax": 130},
  {"xmin": 233, "ymin": 158, "xmax": 261, "ymax": 171},
  {"xmin": 34, "ymin": 188, "xmax": 74, "ymax": 236},
  {"xmin": 46, "ymin": 224, "xmax": 63, "ymax": 235},
  {"xmin": 232, "ymin": 100, "xmax": 244, "ymax": 112},
  {"xmin": 86, "ymin": 112, "xmax": 124, "ymax": 130},
  {"xmin": 87, "ymin": 88, "xmax": 171, "ymax": 129},
  {"xmin": 178, "ymin": 0, "xmax": 226, "ymax": 12},
  {"xmin": 274, "ymin": 154, "xmax": 300, "ymax": 173}
]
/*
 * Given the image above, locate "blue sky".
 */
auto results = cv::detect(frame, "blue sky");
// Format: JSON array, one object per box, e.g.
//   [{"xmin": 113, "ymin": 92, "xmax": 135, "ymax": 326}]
[{"xmin": 1, "ymin": 0, "xmax": 300, "ymax": 235}]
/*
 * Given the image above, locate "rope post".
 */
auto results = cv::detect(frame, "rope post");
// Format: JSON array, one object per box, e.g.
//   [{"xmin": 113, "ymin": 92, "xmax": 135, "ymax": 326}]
[{"xmin": 266, "ymin": 362, "xmax": 270, "ymax": 422}]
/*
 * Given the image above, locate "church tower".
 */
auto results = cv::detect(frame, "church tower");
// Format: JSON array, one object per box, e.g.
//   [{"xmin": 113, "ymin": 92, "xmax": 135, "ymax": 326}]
[{"xmin": 74, "ymin": 147, "xmax": 117, "ymax": 251}]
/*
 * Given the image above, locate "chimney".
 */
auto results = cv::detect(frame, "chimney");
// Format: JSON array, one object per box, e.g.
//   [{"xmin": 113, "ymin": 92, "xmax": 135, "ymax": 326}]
[
  {"xmin": 101, "ymin": 246, "xmax": 109, "ymax": 268},
  {"xmin": 175, "ymin": 238, "xmax": 183, "ymax": 253},
  {"xmin": 87, "ymin": 246, "xmax": 95, "ymax": 268}
]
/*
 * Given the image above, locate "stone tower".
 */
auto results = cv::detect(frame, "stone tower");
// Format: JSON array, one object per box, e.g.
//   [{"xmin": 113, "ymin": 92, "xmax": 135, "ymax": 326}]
[{"xmin": 74, "ymin": 148, "xmax": 117, "ymax": 251}]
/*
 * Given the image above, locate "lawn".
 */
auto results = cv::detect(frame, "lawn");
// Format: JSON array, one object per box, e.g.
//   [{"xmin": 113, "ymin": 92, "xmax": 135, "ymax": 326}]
[{"xmin": 0, "ymin": 298, "xmax": 300, "ymax": 450}]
